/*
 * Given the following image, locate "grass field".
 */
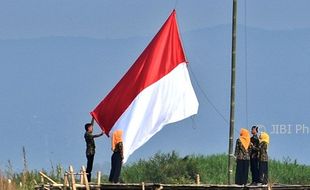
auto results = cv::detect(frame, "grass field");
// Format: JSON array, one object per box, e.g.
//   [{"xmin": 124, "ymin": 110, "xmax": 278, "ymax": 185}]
[
  {"xmin": 1, "ymin": 151, "xmax": 309, "ymax": 190},
  {"xmin": 121, "ymin": 151, "xmax": 310, "ymax": 185}
]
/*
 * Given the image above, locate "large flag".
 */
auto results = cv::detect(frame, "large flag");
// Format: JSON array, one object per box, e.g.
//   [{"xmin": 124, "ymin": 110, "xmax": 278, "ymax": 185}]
[{"xmin": 91, "ymin": 10, "xmax": 199, "ymax": 163}]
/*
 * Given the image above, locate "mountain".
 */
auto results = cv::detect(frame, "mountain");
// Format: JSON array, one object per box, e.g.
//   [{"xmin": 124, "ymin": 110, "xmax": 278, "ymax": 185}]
[{"xmin": 0, "ymin": 25, "xmax": 309, "ymax": 171}]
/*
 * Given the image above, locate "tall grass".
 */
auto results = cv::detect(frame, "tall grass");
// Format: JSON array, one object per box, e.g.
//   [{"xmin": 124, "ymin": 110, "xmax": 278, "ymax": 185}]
[
  {"xmin": 0, "ymin": 147, "xmax": 64, "ymax": 190},
  {"xmin": 1, "ymin": 149, "xmax": 309, "ymax": 189},
  {"xmin": 0, "ymin": 163, "xmax": 64, "ymax": 190},
  {"xmin": 122, "ymin": 151, "xmax": 310, "ymax": 185},
  {"xmin": 121, "ymin": 151, "xmax": 232, "ymax": 184},
  {"xmin": 0, "ymin": 171, "xmax": 17, "ymax": 190},
  {"xmin": 269, "ymin": 158, "xmax": 310, "ymax": 184}
]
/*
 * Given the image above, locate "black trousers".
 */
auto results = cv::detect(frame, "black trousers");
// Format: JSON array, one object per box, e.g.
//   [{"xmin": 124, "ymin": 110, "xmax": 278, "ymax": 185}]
[
  {"xmin": 250, "ymin": 158, "xmax": 259, "ymax": 183},
  {"xmin": 109, "ymin": 151, "xmax": 122, "ymax": 183},
  {"xmin": 86, "ymin": 154, "xmax": 94, "ymax": 182},
  {"xmin": 235, "ymin": 159, "xmax": 249, "ymax": 185},
  {"xmin": 259, "ymin": 161, "xmax": 268, "ymax": 184}
]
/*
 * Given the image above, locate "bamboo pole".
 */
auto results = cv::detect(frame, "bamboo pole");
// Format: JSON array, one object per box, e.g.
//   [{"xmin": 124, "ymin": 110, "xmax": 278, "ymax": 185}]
[
  {"xmin": 40, "ymin": 173, "xmax": 44, "ymax": 184},
  {"xmin": 39, "ymin": 172, "xmax": 58, "ymax": 185},
  {"xmin": 63, "ymin": 173, "xmax": 68, "ymax": 190},
  {"xmin": 81, "ymin": 166, "xmax": 90, "ymax": 190},
  {"xmin": 80, "ymin": 169, "xmax": 84, "ymax": 185},
  {"xmin": 196, "ymin": 174, "xmax": 200, "ymax": 185},
  {"xmin": 228, "ymin": 0, "xmax": 238, "ymax": 185},
  {"xmin": 69, "ymin": 165, "xmax": 77, "ymax": 190},
  {"xmin": 141, "ymin": 182, "xmax": 145, "ymax": 190},
  {"xmin": 96, "ymin": 171, "xmax": 101, "ymax": 190},
  {"xmin": 7, "ymin": 179, "xmax": 12, "ymax": 190}
]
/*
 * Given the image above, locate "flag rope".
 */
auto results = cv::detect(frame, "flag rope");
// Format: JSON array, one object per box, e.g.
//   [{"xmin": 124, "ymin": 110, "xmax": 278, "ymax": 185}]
[
  {"xmin": 244, "ymin": 0, "xmax": 249, "ymax": 128},
  {"xmin": 188, "ymin": 64, "xmax": 229, "ymax": 125},
  {"xmin": 188, "ymin": 62, "xmax": 240, "ymax": 135}
]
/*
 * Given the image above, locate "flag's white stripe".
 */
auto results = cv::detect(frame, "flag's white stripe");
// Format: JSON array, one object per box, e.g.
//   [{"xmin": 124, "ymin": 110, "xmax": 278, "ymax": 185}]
[{"xmin": 110, "ymin": 62, "xmax": 199, "ymax": 163}]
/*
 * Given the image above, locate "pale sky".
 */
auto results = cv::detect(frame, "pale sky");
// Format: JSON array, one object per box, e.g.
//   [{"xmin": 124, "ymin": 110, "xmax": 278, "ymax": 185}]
[{"xmin": 0, "ymin": 0, "xmax": 309, "ymax": 171}]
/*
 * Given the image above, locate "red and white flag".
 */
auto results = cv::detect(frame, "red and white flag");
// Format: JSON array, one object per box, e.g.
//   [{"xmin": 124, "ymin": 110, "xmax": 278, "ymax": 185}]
[{"xmin": 91, "ymin": 10, "xmax": 199, "ymax": 163}]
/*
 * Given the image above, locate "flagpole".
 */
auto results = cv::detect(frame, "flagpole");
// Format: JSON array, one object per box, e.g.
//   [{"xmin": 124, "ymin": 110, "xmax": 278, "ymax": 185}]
[{"xmin": 228, "ymin": 0, "xmax": 237, "ymax": 185}]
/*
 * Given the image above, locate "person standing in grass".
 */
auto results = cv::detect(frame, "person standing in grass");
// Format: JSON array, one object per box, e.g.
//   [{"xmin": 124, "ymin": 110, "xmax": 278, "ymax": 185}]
[
  {"xmin": 250, "ymin": 126, "xmax": 260, "ymax": 185},
  {"xmin": 258, "ymin": 132, "xmax": 269, "ymax": 185},
  {"xmin": 109, "ymin": 130, "xmax": 124, "ymax": 183},
  {"xmin": 84, "ymin": 123, "xmax": 103, "ymax": 182},
  {"xmin": 235, "ymin": 128, "xmax": 251, "ymax": 185}
]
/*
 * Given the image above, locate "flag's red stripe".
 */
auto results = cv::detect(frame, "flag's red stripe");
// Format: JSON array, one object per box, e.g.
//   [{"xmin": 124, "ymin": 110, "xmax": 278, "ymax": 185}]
[{"xmin": 91, "ymin": 10, "xmax": 186, "ymax": 135}]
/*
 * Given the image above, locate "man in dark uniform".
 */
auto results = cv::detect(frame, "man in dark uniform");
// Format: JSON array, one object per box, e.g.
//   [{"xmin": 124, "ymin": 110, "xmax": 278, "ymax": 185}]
[
  {"xmin": 250, "ymin": 126, "xmax": 259, "ymax": 185},
  {"xmin": 84, "ymin": 123, "xmax": 103, "ymax": 182}
]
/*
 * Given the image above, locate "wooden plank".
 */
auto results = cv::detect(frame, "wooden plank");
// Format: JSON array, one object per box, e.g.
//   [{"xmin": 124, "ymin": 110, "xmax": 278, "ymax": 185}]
[
  {"xmin": 69, "ymin": 165, "xmax": 77, "ymax": 190},
  {"xmin": 34, "ymin": 183, "xmax": 310, "ymax": 190},
  {"xmin": 39, "ymin": 172, "xmax": 58, "ymax": 185},
  {"xmin": 63, "ymin": 173, "xmax": 68, "ymax": 190},
  {"xmin": 97, "ymin": 171, "xmax": 101, "ymax": 186},
  {"xmin": 81, "ymin": 166, "xmax": 90, "ymax": 190}
]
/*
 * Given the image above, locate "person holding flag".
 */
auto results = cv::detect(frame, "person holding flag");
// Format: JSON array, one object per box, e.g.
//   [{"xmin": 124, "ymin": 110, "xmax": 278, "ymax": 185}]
[
  {"xmin": 84, "ymin": 123, "xmax": 103, "ymax": 182},
  {"xmin": 90, "ymin": 10, "xmax": 198, "ymax": 164}
]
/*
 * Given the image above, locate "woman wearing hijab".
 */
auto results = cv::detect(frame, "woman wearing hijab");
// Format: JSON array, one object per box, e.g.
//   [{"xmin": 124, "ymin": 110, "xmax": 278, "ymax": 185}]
[
  {"xmin": 234, "ymin": 128, "xmax": 251, "ymax": 185},
  {"xmin": 109, "ymin": 130, "xmax": 123, "ymax": 183},
  {"xmin": 258, "ymin": 132, "xmax": 269, "ymax": 185}
]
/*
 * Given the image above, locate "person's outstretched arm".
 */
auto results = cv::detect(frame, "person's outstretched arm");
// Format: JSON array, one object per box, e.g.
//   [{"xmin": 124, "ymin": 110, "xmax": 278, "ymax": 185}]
[{"xmin": 93, "ymin": 132, "xmax": 104, "ymax": 138}]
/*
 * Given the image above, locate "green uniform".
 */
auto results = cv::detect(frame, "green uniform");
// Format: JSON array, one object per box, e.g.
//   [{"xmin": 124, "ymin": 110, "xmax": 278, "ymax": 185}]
[
  {"xmin": 258, "ymin": 141, "xmax": 268, "ymax": 162},
  {"xmin": 84, "ymin": 131, "xmax": 96, "ymax": 156},
  {"xmin": 234, "ymin": 139, "xmax": 250, "ymax": 160},
  {"xmin": 234, "ymin": 139, "xmax": 251, "ymax": 185}
]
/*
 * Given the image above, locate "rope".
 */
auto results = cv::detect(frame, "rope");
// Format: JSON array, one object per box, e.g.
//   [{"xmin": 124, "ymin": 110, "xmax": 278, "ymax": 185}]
[
  {"xmin": 188, "ymin": 64, "xmax": 229, "ymax": 125},
  {"xmin": 188, "ymin": 63, "xmax": 242, "ymax": 136},
  {"xmin": 244, "ymin": 0, "xmax": 249, "ymax": 128},
  {"xmin": 190, "ymin": 115, "xmax": 198, "ymax": 130},
  {"xmin": 176, "ymin": 8, "xmax": 240, "ymax": 135}
]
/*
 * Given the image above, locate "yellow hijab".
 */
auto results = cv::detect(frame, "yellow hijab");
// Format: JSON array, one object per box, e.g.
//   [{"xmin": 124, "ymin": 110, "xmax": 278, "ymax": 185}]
[
  {"xmin": 260, "ymin": 132, "xmax": 270, "ymax": 144},
  {"xmin": 112, "ymin": 130, "xmax": 123, "ymax": 151},
  {"xmin": 239, "ymin": 128, "xmax": 251, "ymax": 150}
]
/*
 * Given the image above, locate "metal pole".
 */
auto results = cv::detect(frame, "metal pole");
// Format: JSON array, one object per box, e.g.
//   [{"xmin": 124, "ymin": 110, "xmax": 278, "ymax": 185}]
[{"xmin": 228, "ymin": 0, "xmax": 237, "ymax": 185}]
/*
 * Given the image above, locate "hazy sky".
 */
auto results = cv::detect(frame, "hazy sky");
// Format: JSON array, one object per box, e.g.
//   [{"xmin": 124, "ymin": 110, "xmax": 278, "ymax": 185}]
[
  {"xmin": 1, "ymin": 0, "xmax": 310, "ymax": 40},
  {"xmin": 1, "ymin": 0, "xmax": 309, "ymax": 172}
]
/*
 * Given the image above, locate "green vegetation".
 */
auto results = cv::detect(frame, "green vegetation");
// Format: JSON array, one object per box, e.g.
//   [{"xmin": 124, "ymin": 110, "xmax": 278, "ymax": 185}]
[
  {"xmin": 269, "ymin": 157, "xmax": 310, "ymax": 184},
  {"xmin": 0, "ymin": 147, "xmax": 65, "ymax": 190},
  {"xmin": 122, "ymin": 151, "xmax": 228, "ymax": 184},
  {"xmin": 121, "ymin": 151, "xmax": 310, "ymax": 185},
  {"xmin": 0, "ymin": 162, "xmax": 64, "ymax": 190},
  {"xmin": 1, "ymin": 150, "xmax": 310, "ymax": 190}
]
